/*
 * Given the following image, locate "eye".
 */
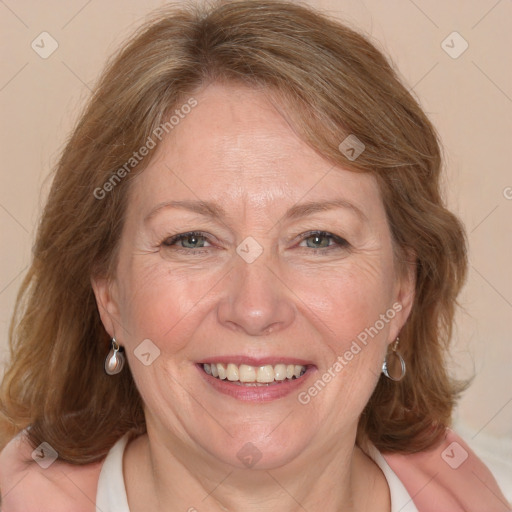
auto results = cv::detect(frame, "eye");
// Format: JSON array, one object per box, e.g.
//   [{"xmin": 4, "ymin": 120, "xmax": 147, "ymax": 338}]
[
  {"xmin": 159, "ymin": 230, "xmax": 349, "ymax": 256},
  {"xmin": 297, "ymin": 231, "xmax": 349, "ymax": 252},
  {"xmin": 161, "ymin": 231, "xmax": 212, "ymax": 251}
]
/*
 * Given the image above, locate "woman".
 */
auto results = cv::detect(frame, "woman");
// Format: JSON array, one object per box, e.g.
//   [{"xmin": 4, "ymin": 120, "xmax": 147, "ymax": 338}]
[{"xmin": 0, "ymin": 1, "xmax": 509, "ymax": 510}]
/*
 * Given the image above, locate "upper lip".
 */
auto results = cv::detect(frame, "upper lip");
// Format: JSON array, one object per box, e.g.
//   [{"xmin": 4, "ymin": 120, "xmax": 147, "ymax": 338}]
[{"xmin": 198, "ymin": 356, "xmax": 315, "ymax": 367}]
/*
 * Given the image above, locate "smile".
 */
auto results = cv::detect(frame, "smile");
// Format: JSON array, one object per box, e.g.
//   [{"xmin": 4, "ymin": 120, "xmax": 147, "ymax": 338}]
[
  {"xmin": 201, "ymin": 362, "xmax": 307, "ymax": 385},
  {"xmin": 197, "ymin": 357, "xmax": 315, "ymax": 401}
]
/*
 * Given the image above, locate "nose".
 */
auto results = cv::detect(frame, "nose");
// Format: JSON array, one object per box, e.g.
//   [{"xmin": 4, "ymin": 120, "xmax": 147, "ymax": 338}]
[{"xmin": 216, "ymin": 253, "xmax": 296, "ymax": 336}]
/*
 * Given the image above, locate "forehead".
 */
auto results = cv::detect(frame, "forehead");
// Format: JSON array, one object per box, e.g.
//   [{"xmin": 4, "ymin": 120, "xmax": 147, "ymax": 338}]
[{"xmin": 129, "ymin": 82, "xmax": 382, "ymax": 220}]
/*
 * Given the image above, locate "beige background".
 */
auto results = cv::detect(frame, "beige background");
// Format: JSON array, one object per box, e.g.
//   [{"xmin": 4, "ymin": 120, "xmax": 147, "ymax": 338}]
[{"xmin": 1, "ymin": 0, "xmax": 511, "ymax": 496}]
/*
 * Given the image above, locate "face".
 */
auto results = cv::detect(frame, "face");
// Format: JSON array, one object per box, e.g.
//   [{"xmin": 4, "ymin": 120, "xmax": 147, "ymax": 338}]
[{"xmin": 93, "ymin": 82, "xmax": 414, "ymax": 471}]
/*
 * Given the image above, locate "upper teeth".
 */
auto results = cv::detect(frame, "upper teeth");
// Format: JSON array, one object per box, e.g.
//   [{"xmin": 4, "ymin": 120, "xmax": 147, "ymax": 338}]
[{"xmin": 203, "ymin": 363, "xmax": 306, "ymax": 383}]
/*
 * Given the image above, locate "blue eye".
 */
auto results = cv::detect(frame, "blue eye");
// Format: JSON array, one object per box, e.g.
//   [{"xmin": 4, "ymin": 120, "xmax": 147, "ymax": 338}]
[
  {"xmin": 298, "ymin": 231, "xmax": 349, "ymax": 252},
  {"xmin": 160, "ymin": 230, "xmax": 349, "ymax": 255},
  {"xmin": 162, "ymin": 231, "xmax": 211, "ymax": 250}
]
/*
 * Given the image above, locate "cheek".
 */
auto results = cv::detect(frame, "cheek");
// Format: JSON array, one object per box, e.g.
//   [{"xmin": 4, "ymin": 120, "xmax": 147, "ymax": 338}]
[
  {"xmin": 115, "ymin": 239, "xmax": 398, "ymax": 366},
  {"xmin": 302, "ymin": 255, "xmax": 397, "ymax": 342},
  {"xmin": 295, "ymin": 262, "xmax": 397, "ymax": 422},
  {"xmin": 115, "ymin": 256, "xmax": 221, "ymax": 353}
]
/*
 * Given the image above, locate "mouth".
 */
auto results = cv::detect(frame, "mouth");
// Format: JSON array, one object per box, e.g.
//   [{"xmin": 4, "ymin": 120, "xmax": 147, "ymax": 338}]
[
  {"xmin": 196, "ymin": 358, "xmax": 315, "ymax": 402},
  {"xmin": 200, "ymin": 362, "xmax": 308, "ymax": 386}
]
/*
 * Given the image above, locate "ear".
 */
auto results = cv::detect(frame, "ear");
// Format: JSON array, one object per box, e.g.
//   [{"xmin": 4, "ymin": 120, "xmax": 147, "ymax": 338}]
[
  {"xmin": 388, "ymin": 250, "xmax": 416, "ymax": 343},
  {"xmin": 91, "ymin": 275, "xmax": 122, "ymax": 339}
]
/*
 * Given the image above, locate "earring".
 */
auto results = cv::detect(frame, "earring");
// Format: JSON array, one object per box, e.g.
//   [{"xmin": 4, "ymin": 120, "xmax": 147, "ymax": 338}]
[
  {"xmin": 382, "ymin": 337, "xmax": 406, "ymax": 381},
  {"xmin": 104, "ymin": 337, "xmax": 125, "ymax": 375}
]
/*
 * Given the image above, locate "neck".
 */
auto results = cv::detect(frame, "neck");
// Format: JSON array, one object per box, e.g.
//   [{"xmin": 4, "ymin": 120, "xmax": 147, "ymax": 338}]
[{"xmin": 124, "ymin": 428, "xmax": 390, "ymax": 512}]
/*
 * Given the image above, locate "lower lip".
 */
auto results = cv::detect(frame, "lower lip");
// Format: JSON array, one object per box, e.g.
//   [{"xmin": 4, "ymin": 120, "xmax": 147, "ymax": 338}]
[{"xmin": 196, "ymin": 364, "xmax": 316, "ymax": 402}]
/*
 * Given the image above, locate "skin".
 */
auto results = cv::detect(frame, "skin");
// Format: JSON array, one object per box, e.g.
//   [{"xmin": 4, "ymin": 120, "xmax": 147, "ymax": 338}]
[{"xmin": 93, "ymin": 82, "xmax": 415, "ymax": 512}]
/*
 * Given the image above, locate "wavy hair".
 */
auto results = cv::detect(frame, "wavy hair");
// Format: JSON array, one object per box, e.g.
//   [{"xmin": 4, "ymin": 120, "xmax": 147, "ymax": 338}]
[{"xmin": 0, "ymin": 0, "xmax": 468, "ymax": 463}]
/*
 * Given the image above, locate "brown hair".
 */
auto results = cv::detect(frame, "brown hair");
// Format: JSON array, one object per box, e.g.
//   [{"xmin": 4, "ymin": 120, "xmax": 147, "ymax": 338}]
[{"xmin": 0, "ymin": 0, "xmax": 468, "ymax": 463}]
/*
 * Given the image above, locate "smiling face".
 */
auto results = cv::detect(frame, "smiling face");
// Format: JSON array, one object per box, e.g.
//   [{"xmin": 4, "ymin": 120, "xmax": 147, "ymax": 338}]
[{"xmin": 93, "ymin": 82, "xmax": 414, "ymax": 470}]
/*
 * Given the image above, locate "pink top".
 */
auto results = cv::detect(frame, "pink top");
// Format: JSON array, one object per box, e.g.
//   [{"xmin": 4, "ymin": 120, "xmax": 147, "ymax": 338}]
[{"xmin": 0, "ymin": 428, "xmax": 509, "ymax": 511}]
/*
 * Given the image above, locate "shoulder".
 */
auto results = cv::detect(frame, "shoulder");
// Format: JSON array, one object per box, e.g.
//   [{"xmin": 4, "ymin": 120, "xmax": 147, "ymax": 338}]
[
  {"xmin": 0, "ymin": 431, "xmax": 103, "ymax": 512},
  {"xmin": 382, "ymin": 429, "xmax": 511, "ymax": 512}
]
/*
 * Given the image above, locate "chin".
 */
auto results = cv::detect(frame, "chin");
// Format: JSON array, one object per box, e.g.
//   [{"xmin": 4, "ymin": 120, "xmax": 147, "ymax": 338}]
[{"xmin": 197, "ymin": 420, "xmax": 316, "ymax": 471}]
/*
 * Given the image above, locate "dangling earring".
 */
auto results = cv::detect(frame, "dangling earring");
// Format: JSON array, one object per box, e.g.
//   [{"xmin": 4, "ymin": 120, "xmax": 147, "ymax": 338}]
[
  {"xmin": 104, "ymin": 337, "xmax": 125, "ymax": 375},
  {"xmin": 382, "ymin": 337, "xmax": 406, "ymax": 381}
]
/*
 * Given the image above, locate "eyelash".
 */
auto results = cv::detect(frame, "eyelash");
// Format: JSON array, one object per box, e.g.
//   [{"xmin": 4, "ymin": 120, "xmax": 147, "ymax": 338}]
[{"xmin": 160, "ymin": 230, "xmax": 349, "ymax": 255}]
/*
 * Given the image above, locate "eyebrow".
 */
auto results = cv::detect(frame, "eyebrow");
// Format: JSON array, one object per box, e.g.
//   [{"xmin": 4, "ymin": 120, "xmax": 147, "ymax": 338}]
[
  {"xmin": 144, "ymin": 198, "xmax": 367, "ymax": 224},
  {"xmin": 283, "ymin": 198, "xmax": 367, "ymax": 222}
]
